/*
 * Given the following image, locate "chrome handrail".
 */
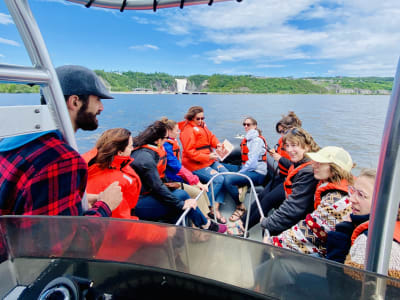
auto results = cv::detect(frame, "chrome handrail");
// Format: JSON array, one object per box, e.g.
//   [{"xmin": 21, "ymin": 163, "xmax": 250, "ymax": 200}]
[
  {"xmin": 365, "ymin": 57, "xmax": 400, "ymax": 275},
  {"xmin": 175, "ymin": 171, "xmax": 264, "ymax": 238}
]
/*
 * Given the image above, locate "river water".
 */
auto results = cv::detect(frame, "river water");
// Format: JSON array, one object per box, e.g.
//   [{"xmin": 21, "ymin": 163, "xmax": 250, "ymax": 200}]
[{"xmin": 0, "ymin": 93, "xmax": 390, "ymax": 175}]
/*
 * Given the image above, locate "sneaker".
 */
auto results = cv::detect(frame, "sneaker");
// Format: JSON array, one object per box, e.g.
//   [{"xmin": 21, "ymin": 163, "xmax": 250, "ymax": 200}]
[{"xmin": 207, "ymin": 220, "xmax": 227, "ymax": 233}]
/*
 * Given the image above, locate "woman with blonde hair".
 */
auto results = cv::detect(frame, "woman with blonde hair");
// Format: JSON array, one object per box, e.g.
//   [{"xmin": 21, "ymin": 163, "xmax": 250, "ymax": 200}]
[
  {"xmin": 229, "ymin": 127, "xmax": 320, "ymax": 237},
  {"xmin": 264, "ymin": 146, "xmax": 355, "ymax": 257}
]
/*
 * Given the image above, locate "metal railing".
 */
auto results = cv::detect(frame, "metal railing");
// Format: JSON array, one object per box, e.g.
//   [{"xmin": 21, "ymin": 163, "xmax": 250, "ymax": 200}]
[
  {"xmin": 175, "ymin": 171, "xmax": 265, "ymax": 238},
  {"xmin": 365, "ymin": 58, "xmax": 400, "ymax": 275},
  {"xmin": 2, "ymin": 0, "xmax": 87, "ymax": 209}
]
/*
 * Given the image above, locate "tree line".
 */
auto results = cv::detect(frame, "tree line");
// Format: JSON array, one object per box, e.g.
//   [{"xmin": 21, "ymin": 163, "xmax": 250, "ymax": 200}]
[{"xmin": 0, "ymin": 72, "xmax": 393, "ymax": 94}]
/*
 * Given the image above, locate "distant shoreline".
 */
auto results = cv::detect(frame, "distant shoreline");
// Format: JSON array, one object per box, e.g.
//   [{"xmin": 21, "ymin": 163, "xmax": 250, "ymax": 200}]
[{"xmin": 0, "ymin": 91, "xmax": 391, "ymax": 96}]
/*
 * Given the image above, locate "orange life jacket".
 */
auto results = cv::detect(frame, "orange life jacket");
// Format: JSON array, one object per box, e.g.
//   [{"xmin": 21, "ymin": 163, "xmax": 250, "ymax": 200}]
[
  {"xmin": 164, "ymin": 138, "xmax": 181, "ymax": 161},
  {"xmin": 140, "ymin": 144, "xmax": 167, "ymax": 179},
  {"xmin": 313, "ymin": 179, "xmax": 349, "ymax": 210},
  {"xmin": 240, "ymin": 135, "xmax": 268, "ymax": 165},
  {"xmin": 283, "ymin": 161, "xmax": 312, "ymax": 197},
  {"xmin": 276, "ymin": 137, "xmax": 291, "ymax": 176},
  {"xmin": 178, "ymin": 120, "xmax": 220, "ymax": 171},
  {"xmin": 351, "ymin": 221, "xmax": 400, "ymax": 245}
]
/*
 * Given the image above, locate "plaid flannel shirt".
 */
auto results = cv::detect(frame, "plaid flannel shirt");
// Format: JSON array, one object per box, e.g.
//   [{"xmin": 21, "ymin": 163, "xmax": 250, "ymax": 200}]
[{"xmin": 0, "ymin": 132, "xmax": 111, "ymax": 217}]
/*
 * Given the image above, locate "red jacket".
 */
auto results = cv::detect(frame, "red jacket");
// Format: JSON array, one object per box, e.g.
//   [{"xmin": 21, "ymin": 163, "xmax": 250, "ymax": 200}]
[
  {"xmin": 83, "ymin": 148, "xmax": 169, "ymax": 261},
  {"xmin": 82, "ymin": 148, "xmax": 141, "ymax": 220},
  {"xmin": 178, "ymin": 120, "xmax": 220, "ymax": 171}
]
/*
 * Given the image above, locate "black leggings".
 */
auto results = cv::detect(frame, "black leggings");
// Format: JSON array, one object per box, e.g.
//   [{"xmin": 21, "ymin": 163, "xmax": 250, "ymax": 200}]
[{"xmin": 241, "ymin": 182, "xmax": 285, "ymax": 230}]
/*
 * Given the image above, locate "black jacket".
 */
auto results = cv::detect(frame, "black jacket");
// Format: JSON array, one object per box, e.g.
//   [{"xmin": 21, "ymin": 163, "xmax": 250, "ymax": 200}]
[
  {"xmin": 131, "ymin": 147, "xmax": 184, "ymax": 209},
  {"xmin": 261, "ymin": 157, "xmax": 318, "ymax": 235}
]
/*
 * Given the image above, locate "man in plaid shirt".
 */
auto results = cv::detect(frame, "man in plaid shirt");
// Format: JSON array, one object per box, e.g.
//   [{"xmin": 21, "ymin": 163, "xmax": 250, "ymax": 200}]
[{"xmin": 0, "ymin": 65, "xmax": 122, "ymax": 217}]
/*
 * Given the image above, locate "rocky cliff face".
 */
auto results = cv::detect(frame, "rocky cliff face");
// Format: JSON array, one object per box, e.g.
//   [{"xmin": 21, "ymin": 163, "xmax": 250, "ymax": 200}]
[{"xmin": 185, "ymin": 79, "xmax": 208, "ymax": 92}]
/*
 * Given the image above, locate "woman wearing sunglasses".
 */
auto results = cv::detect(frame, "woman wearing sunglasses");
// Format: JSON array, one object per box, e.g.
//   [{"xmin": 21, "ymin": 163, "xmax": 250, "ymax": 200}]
[
  {"xmin": 325, "ymin": 168, "xmax": 400, "ymax": 279},
  {"xmin": 229, "ymin": 127, "xmax": 319, "ymax": 237},
  {"xmin": 130, "ymin": 120, "xmax": 227, "ymax": 234},
  {"xmin": 179, "ymin": 106, "xmax": 230, "ymax": 224},
  {"xmin": 223, "ymin": 117, "xmax": 268, "ymax": 222},
  {"xmin": 263, "ymin": 146, "xmax": 354, "ymax": 258}
]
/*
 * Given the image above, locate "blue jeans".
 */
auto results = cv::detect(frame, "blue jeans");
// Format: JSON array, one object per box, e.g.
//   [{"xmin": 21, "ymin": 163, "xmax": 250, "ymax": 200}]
[
  {"xmin": 223, "ymin": 164, "xmax": 266, "ymax": 205},
  {"xmin": 193, "ymin": 161, "xmax": 229, "ymax": 205},
  {"xmin": 135, "ymin": 189, "xmax": 208, "ymax": 227}
]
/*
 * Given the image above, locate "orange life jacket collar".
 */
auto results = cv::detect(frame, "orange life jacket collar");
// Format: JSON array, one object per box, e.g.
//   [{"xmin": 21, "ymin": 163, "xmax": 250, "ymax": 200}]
[
  {"xmin": 351, "ymin": 221, "xmax": 400, "ymax": 245},
  {"xmin": 283, "ymin": 160, "xmax": 312, "ymax": 197},
  {"xmin": 313, "ymin": 179, "xmax": 349, "ymax": 210},
  {"xmin": 165, "ymin": 138, "xmax": 181, "ymax": 161},
  {"xmin": 140, "ymin": 144, "xmax": 167, "ymax": 179}
]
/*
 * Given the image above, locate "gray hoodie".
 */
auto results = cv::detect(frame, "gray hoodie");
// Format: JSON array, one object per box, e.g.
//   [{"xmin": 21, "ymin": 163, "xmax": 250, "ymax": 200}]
[{"xmin": 240, "ymin": 129, "xmax": 267, "ymax": 175}]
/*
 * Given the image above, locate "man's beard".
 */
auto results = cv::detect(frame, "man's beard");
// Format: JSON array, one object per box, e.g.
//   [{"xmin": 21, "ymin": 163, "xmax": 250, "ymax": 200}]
[{"xmin": 76, "ymin": 107, "xmax": 99, "ymax": 131}]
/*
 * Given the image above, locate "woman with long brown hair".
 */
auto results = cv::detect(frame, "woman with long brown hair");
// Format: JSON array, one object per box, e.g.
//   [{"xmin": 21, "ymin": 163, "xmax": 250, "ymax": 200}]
[
  {"xmin": 83, "ymin": 128, "xmax": 141, "ymax": 220},
  {"xmin": 130, "ymin": 120, "xmax": 227, "ymax": 233}
]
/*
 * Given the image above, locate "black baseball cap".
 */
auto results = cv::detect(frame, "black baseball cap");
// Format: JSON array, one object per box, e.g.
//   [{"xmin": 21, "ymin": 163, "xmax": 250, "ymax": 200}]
[{"xmin": 55, "ymin": 65, "xmax": 113, "ymax": 99}]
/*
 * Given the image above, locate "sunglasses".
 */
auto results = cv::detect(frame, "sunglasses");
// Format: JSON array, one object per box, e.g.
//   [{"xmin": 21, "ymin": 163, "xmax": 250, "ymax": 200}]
[
  {"xmin": 278, "ymin": 129, "xmax": 287, "ymax": 134},
  {"xmin": 348, "ymin": 185, "xmax": 368, "ymax": 200},
  {"xmin": 286, "ymin": 127, "xmax": 305, "ymax": 137},
  {"xmin": 195, "ymin": 117, "xmax": 205, "ymax": 121},
  {"xmin": 243, "ymin": 123, "xmax": 253, "ymax": 127}
]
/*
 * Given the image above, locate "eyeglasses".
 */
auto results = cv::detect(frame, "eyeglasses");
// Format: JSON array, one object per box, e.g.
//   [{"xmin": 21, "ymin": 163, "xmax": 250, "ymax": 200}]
[
  {"xmin": 195, "ymin": 117, "xmax": 205, "ymax": 121},
  {"xmin": 348, "ymin": 185, "xmax": 368, "ymax": 200},
  {"xmin": 243, "ymin": 123, "xmax": 253, "ymax": 127}
]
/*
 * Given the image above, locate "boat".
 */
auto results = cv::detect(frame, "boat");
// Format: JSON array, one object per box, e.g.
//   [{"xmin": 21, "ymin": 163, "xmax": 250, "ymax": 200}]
[{"xmin": 1, "ymin": 0, "xmax": 400, "ymax": 299}]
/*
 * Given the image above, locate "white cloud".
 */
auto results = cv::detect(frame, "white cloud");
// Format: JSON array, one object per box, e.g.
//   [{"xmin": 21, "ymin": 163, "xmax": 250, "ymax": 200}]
[
  {"xmin": 155, "ymin": 0, "xmax": 400, "ymax": 76},
  {"xmin": 256, "ymin": 64, "xmax": 286, "ymax": 68},
  {"xmin": 132, "ymin": 16, "xmax": 159, "ymax": 25},
  {"xmin": 129, "ymin": 44, "xmax": 159, "ymax": 50},
  {"xmin": 0, "ymin": 37, "xmax": 20, "ymax": 47},
  {"xmin": 0, "ymin": 13, "xmax": 13, "ymax": 25}
]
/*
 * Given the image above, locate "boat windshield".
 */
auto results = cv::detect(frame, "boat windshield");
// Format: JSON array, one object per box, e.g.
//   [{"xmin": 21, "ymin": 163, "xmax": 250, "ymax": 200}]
[{"xmin": 0, "ymin": 216, "xmax": 399, "ymax": 299}]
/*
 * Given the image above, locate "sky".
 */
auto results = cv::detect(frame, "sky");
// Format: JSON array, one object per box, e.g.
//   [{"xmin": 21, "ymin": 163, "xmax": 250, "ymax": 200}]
[{"xmin": 1, "ymin": 0, "xmax": 400, "ymax": 77}]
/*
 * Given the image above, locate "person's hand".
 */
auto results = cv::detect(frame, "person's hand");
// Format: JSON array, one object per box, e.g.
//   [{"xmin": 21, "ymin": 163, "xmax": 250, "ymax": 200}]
[
  {"xmin": 183, "ymin": 198, "xmax": 198, "ymax": 210},
  {"xmin": 209, "ymin": 152, "xmax": 218, "ymax": 160},
  {"xmin": 216, "ymin": 143, "xmax": 223, "ymax": 150},
  {"xmin": 263, "ymin": 235, "xmax": 272, "ymax": 245},
  {"xmin": 87, "ymin": 194, "xmax": 98, "ymax": 208},
  {"xmin": 98, "ymin": 181, "xmax": 122, "ymax": 211},
  {"xmin": 196, "ymin": 182, "xmax": 208, "ymax": 192},
  {"xmin": 271, "ymin": 151, "xmax": 281, "ymax": 162},
  {"xmin": 167, "ymin": 227, "xmax": 177, "ymax": 238}
]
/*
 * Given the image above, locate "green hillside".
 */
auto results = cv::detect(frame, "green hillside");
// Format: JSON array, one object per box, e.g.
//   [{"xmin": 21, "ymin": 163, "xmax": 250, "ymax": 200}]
[{"xmin": 0, "ymin": 72, "xmax": 393, "ymax": 94}]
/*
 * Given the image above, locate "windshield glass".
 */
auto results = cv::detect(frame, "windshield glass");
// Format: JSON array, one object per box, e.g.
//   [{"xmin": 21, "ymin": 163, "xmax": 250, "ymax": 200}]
[{"xmin": 1, "ymin": 216, "xmax": 399, "ymax": 299}]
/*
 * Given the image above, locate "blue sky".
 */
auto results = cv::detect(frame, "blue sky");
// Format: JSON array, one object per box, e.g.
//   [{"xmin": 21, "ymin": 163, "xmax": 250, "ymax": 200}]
[{"xmin": 1, "ymin": 0, "xmax": 400, "ymax": 77}]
